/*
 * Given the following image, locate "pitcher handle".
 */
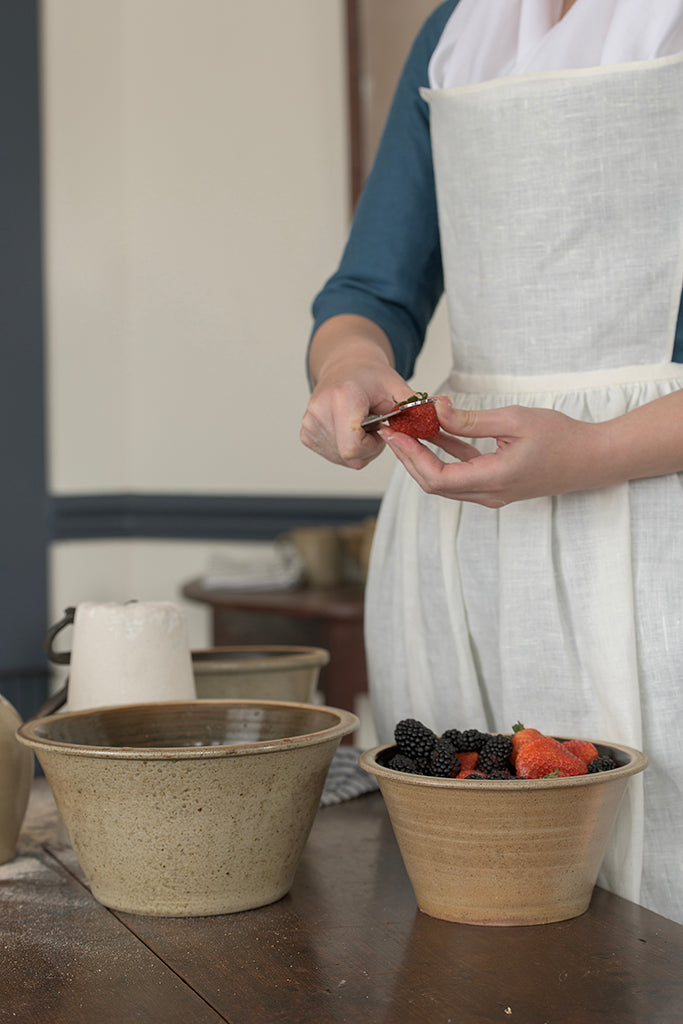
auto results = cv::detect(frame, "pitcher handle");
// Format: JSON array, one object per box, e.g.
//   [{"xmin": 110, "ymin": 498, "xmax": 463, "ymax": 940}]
[{"xmin": 44, "ymin": 606, "xmax": 76, "ymax": 665}]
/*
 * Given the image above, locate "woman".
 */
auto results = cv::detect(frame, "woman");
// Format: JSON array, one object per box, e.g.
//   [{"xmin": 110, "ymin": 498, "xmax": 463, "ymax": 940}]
[{"xmin": 301, "ymin": 0, "xmax": 683, "ymax": 923}]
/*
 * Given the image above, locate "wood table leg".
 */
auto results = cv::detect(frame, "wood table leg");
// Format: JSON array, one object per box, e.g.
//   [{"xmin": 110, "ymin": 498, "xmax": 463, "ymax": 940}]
[{"xmin": 318, "ymin": 617, "xmax": 368, "ymax": 729}]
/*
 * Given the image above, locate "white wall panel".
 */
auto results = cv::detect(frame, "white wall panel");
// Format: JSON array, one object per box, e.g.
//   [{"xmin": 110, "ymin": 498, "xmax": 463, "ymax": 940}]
[{"xmin": 42, "ymin": 0, "xmax": 449, "ymax": 500}]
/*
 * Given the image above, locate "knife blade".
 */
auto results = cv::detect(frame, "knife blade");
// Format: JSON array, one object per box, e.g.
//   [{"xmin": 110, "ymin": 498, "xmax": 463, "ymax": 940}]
[{"xmin": 361, "ymin": 396, "xmax": 437, "ymax": 431}]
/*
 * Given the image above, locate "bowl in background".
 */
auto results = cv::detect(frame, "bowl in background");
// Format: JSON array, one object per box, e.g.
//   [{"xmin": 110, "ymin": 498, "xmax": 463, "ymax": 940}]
[
  {"xmin": 192, "ymin": 646, "xmax": 330, "ymax": 703},
  {"xmin": 360, "ymin": 738, "xmax": 647, "ymax": 926},
  {"xmin": 18, "ymin": 699, "xmax": 357, "ymax": 917}
]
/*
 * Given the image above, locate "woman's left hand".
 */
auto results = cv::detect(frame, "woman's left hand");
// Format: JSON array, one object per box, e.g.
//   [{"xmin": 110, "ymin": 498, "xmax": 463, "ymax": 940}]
[{"xmin": 379, "ymin": 397, "xmax": 613, "ymax": 507}]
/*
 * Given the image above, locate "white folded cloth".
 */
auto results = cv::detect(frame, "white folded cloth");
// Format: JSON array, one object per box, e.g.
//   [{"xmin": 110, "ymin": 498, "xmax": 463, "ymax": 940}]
[{"xmin": 201, "ymin": 540, "xmax": 305, "ymax": 591}]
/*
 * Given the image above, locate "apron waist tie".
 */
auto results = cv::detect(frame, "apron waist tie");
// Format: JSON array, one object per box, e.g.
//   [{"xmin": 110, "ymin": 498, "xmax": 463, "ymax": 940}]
[{"xmin": 444, "ymin": 362, "xmax": 683, "ymax": 396}]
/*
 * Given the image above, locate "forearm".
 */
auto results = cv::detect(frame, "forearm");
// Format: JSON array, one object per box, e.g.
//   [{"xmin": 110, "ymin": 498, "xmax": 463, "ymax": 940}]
[
  {"xmin": 307, "ymin": 315, "xmax": 396, "ymax": 389},
  {"xmin": 601, "ymin": 389, "xmax": 683, "ymax": 483}
]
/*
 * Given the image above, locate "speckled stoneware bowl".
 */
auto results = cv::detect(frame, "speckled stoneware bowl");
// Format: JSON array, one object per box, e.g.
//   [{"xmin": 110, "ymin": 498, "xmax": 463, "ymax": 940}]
[
  {"xmin": 191, "ymin": 646, "xmax": 330, "ymax": 703},
  {"xmin": 360, "ymin": 738, "xmax": 647, "ymax": 927},
  {"xmin": 18, "ymin": 699, "xmax": 357, "ymax": 917}
]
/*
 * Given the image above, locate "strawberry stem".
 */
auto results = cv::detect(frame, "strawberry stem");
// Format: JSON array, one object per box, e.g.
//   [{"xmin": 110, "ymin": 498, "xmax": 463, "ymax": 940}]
[{"xmin": 391, "ymin": 391, "xmax": 429, "ymax": 408}]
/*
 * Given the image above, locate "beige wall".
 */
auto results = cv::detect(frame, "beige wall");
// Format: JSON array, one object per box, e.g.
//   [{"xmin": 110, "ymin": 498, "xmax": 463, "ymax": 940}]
[{"xmin": 41, "ymin": 1, "xmax": 449, "ymax": 639}]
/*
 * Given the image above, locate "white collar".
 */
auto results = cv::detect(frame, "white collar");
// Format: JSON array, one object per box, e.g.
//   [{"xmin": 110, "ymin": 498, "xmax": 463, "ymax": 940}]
[{"xmin": 429, "ymin": 0, "xmax": 683, "ymax": 89}]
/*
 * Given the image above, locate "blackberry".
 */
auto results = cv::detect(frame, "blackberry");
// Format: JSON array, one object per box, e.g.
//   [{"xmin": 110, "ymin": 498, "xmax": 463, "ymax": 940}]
[
  {"xmin": 456, "ymin": 728, "xmax": 490, "ymax": 753},
  {"xmin": 587, "ymin": 755, "xmax": 618, "ymax": 773},
  {"xmin": 394, "ymin": 718, "xmax": 437, "ymax": 762},
  {"xmin": 486, "ymin": 769, "xmax": 514, "ymax": 780},
  {"xmin": 477, "ymin": 734, "xmax": 513, "ymax": 774},
  {"xmin": 441, "ymin": 727, "xmax": 464, "ymax": 749},
  {"xmin": 487, "ymin": 733, "xmax": 513, "ymax": 760},
  {"xmin": 387, "ymin": 753, "xmax": 423, "ymax": 775},
  {"xmin": 425, "ymin": 738, "xmax": 461, "ymax": 778}
]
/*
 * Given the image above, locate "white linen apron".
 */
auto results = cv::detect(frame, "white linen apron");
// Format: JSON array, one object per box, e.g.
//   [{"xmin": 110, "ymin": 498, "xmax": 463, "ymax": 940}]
[{"xmin": 365, "ymin": 54, "xmax": 683, "ymax": 922}]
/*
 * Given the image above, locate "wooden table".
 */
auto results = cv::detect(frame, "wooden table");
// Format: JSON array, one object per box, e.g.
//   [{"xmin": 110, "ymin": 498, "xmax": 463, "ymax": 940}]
[
  {"xmin": 182, "ymin": 579, "xmax": 368, "ymax": 716},
  {"xmin": 3, "ymin": 779, "xmax": 682, "ymax": 1024}
]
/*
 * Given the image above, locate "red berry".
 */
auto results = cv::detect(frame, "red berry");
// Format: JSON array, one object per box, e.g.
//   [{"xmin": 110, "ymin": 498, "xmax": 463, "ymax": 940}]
[
  {"xmin": 510, "ymin": 723, "xmax": 545, "ymax": 766},
  {"xmin": 388, "ymin": 397, "xmax": 440, "ymax": 440},
  {"xmin": 562, "ymin": 739, "xmax": 600, "ymax": 765},
  {"xmin": 455, "ymin": 751, "xmax": 479, "ymax": 773},
  {"xmin": 515, "ymin": 737, "xmax": 588, "ymax": 779}
]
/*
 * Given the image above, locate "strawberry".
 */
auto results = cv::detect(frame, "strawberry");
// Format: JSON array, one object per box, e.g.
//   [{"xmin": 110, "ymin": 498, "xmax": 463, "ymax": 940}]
[
  {"xmin": 515, "ymin": 737, "xmax": 588, "ymax": 779},
  {"xmin": 388, "ymin": 392, "xmax": 440, "ymax": 440},
  {"xmin": 562, "ymin": 739, "xmax": 599, "ymax": 765},
  {"xmin": 455, "ymin": 751, "xmax": 479, "ymax": 773},
  {"xmin": 456, "ymin": 769, "xmax": 487, "ymax": 779},
  {"xmin": 510, "ymin": 722, "xmax": 545, "ymax": 766}
]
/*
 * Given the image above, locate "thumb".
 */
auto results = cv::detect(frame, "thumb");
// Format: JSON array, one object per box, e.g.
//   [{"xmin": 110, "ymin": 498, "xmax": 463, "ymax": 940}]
[{"xmin": 436, "ymin": 397, "xmax": 517, "ymax": 439}]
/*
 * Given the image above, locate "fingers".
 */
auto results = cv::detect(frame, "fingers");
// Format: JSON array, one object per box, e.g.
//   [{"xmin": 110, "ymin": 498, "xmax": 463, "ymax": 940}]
[
  {"xmin": 435, "ymin": 397, "xmax": 520, "ymax": 440},
  {"xmin": 300, "ymin": 385, "xmax": 517, "ymax": 474},
  {"xmin": 300, "ymin": 404, "xmax": 385, "ymax": 469},
  {"xmin": 379, "ymin": 430, "xmax": 510, "ymax": 507},
  {"xmin": 434, "ymin": 431, "xmax": 482, "ymax": 463}
]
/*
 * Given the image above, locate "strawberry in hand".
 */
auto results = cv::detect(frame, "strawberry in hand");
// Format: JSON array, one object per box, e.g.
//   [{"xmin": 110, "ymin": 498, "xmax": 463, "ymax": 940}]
[{"xmin": 387, "ymin": 392, "xmax": 440, "ymax": 440}]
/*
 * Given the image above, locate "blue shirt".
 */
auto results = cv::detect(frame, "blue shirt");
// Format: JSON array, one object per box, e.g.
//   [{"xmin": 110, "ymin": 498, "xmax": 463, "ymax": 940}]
[{"xmin": 312, "ymin": 0, "xmax": 683, "ymax": 376}]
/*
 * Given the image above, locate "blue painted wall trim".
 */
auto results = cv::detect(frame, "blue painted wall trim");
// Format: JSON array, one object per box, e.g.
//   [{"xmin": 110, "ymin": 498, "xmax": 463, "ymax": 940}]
[
  {"xmin": 0, "ymin": 0, "xmax": 49, "ymax": 719},
  {"xmin": 49, "ymin": 494, "xmax": 382, "ymax": 541}
]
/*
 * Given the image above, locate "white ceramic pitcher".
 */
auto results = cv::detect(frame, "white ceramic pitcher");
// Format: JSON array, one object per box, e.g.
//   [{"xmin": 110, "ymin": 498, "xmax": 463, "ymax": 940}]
[{"xmin": 44, "ymin": 601, "xmax": 197, "ymax": 712}]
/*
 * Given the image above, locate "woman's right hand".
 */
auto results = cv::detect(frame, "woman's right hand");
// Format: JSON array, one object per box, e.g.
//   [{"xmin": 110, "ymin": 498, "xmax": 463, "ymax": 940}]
[{"xmin": 300, "ymin": 315, "xmax": 414, "ymax": 469}]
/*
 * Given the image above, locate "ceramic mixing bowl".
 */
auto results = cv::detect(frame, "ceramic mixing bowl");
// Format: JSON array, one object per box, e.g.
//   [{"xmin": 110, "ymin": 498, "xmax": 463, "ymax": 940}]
[
  {"xmin": 18, "ymin": 699, "xmax": 357, "ymax": 917},
  {"xmin": 191, "ymin": 646, "xmax": 330, "ymax": 703},
  {"xmin": 360, "ymin": 738, "xmax": 647, "ymax": 926}
]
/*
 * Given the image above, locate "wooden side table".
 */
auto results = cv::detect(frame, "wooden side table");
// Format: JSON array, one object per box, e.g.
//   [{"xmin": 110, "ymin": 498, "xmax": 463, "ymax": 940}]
[{"xmin": 182, "ymin": 579, "xmax": 368, "ymax": 718}]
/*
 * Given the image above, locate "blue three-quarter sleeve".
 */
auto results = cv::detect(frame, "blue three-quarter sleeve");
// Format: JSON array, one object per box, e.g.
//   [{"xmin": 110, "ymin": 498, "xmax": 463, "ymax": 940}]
[{"xmin": 311, "ymin": 1, "xmax": 459, "ymax": 380}]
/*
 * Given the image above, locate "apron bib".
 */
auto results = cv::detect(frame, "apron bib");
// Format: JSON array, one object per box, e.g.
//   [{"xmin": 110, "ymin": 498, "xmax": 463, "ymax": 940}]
[{"xmin": 365, "ymin": 55, "xmax": 683, "ymax": 921}]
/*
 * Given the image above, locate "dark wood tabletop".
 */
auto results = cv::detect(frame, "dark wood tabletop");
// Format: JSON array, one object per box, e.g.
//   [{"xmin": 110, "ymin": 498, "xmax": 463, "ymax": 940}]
[{"xmin": 3, "ymin": 779, "xmax": 682, "ymax": 1024}]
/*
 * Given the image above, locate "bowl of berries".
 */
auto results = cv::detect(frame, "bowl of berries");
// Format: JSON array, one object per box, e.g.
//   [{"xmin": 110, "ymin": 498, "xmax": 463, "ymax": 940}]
[
  {"xmin": 360, "ymin": 718, "xmax": 647, "ymax": 926},
  {"xmin": 18, "ymin": 698, "xmax": 357, "ymax": 917}
]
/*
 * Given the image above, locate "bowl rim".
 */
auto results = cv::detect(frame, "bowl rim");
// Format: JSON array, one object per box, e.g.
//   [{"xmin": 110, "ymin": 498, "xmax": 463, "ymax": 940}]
[
  {"xmin": 17, "ymin": 698, "xmax": 358, "ymax": 761},
  {"xmin": 360, "ymin": 737, "xmax": 648, "ymax": 790},
  {"xmin": 191, "ymin": 645, "xmax": 331, "ymax": 670}
]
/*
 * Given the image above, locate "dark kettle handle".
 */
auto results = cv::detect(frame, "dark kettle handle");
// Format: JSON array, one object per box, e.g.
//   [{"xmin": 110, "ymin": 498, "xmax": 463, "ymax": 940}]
[{"xmin": 44, "ymin": 606, "xmax": 76, "ymax": 665}]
